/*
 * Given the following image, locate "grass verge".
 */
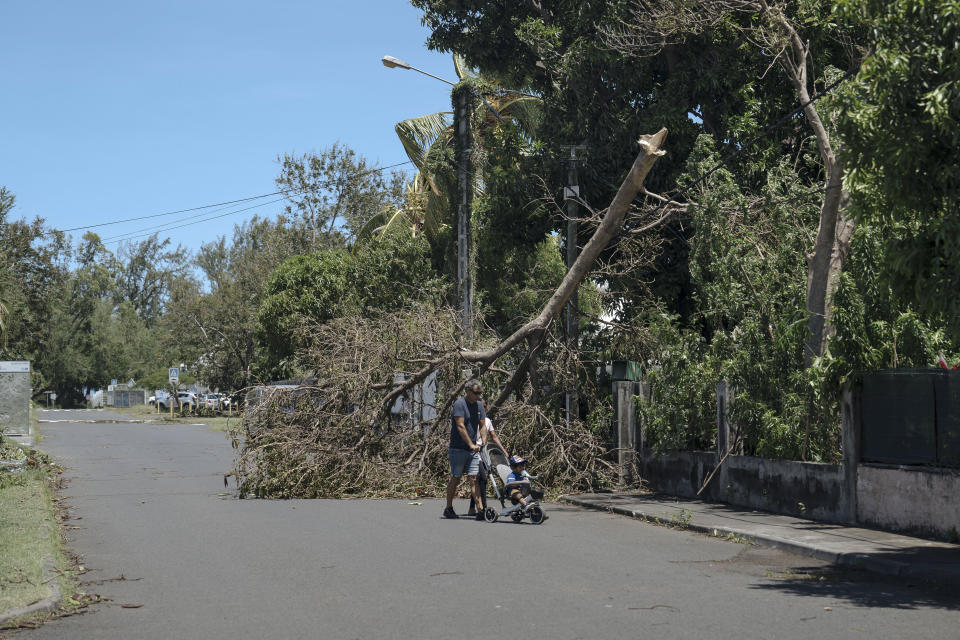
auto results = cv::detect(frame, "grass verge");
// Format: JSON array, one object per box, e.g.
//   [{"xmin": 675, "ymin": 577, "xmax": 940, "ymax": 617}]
[
  {"xmin": 0, "ymin": 466, "xmax": 64, "ymax": 614},
  {"xmin": 106, "ymin": 403, "xmax": 243, "ymax": 433},
  {"xmin": 0, "ymin": 403, "xmax": 79, "ymax": 624},
  {"xmin": 1, "ymin": 408, "xmax": 99, "ymax": 630}
]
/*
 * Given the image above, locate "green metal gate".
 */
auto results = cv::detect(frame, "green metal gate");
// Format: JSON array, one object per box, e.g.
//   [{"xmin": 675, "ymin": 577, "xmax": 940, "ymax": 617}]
[{"xmin": 861, "ymin": 369, "xmax": 960, "ymax": 467}]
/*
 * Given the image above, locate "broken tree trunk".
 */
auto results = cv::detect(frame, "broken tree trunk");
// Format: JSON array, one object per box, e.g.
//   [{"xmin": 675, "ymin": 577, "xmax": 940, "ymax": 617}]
[{"xmin": 379, "ymin": 129, "xmax": 670, "ymax": 418}]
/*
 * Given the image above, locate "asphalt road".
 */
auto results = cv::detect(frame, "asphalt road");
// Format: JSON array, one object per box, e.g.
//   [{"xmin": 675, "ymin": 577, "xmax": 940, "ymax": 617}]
[{"xmin": 13, "ymin": 409, "xmax": 960, "ymax": 639}]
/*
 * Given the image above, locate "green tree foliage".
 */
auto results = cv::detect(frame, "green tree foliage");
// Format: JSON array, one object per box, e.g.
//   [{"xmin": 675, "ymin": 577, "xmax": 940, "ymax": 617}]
[
  {"xmin": 412, "ymin": 0, "xmax": 856, "ymax": 326},
  {"xmin": 837, "ymin": 0, "xmax": 960, "ymax": 337},
  {"xmin": 275, "ymin": 143, "xmax": 406, "ymax": 246},
  {"xmin": 256, "ymin": 231, "xmax": 443, "ymax": 379},
  {"xmin": 0, "ymin": 188, "xmax": 72, "ymax": 395},
  {"xmin": 162, "ymin": 215, "xmax": 314, "ymax": 393},
  {"xmin": 113, "ymin": 234, "xmax": 191, "ymax": 326},
  {"xmin": 828, "ymin": 226, "xmax": 958, "ymax": 381},
  {"xmin": 624, "ymin": 137, "xmax": 841, "ymax": 458}
]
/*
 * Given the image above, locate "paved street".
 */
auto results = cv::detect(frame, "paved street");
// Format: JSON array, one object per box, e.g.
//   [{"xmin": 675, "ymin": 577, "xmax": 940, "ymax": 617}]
[{"xmin": 13, "ymin": 410, "xmax": 960, "ymax": 639}]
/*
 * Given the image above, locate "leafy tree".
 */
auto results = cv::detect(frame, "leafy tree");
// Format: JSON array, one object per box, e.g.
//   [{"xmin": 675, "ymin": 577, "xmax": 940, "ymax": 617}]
[
  {"xmin": 836, "ymin": 0, "xmax": 960, "ymax": 339},
  {"xmin": 257, "ymin": 230, "xmax": 443, "ymax": 378},
  {"xmin": 276, "ymin": 143, "xmax": 405, "ymax": 246},
  {"xmin": 412, "ymin": 1, "xmax": 858, "ymax": 331},
  {"xmin": 163, "ymin": 215, "xmax": 314, "ymax": 393},
  {"xmin": 0, "ymin": 188, "xmax": 71, "ymax": 395},
  {"xmin": 114, "ymin": 234, "xmax": 191, "ymax": 326}
]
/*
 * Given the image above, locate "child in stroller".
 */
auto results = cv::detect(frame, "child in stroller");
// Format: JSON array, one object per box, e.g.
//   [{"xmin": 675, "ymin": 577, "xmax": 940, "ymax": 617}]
[{"xmin": 478, "ymin": 445, "xmax": 546, "ymax": 524}]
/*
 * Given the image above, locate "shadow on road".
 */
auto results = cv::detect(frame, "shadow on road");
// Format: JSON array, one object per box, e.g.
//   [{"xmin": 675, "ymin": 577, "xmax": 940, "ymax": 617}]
[{"xmin": 748, "ymin": 549, "xmax": 960, "ymax": 612}]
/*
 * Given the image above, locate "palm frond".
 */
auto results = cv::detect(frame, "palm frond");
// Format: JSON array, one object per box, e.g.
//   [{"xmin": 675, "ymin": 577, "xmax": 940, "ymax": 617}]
[
  {"xmin": 423, "ymin": 189, "xmax": 450, "ymax": 246},
  {"xmin": 354, "ymin": 209, "xmax": 392, "ymax": 246},
  {"xmin": 395, "ymin": 112, "xmax": 452, "ymax": 170},
  {"xmin": 379, "ymin": 209, "xmax": 415, "ymax": 237},
  {"xmin": 454, "ymin": 54, "xmax": 480, "ymax": 81}
]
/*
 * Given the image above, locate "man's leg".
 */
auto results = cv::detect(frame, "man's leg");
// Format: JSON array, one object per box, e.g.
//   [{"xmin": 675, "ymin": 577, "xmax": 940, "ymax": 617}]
[
  {"xmin": 446, "ymin": 475, "xmax": 460, "ymax": 509},
  {"xmin": 468, "ymin": 474, "xmax": 482, "ymax": 513}
]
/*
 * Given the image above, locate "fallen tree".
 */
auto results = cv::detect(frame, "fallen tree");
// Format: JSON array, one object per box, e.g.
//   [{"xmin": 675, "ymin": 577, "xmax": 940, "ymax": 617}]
[{"xmin": 233, "ymin": 131, "xmax": 671, "ymax": 498}]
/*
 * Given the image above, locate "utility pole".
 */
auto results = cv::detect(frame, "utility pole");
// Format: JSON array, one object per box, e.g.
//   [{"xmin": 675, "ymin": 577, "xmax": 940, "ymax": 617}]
[
  {"xmin": 455, "ymin": 88, "xmax": 474, "ymax": 344},
  {"xmin": 562, "ymin": 145, "xmax": 586, "ymax": 427}
]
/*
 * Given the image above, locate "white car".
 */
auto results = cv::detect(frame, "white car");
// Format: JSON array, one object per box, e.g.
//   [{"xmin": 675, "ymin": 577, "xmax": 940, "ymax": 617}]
[{"xmin": 157, "ymin": 392, "xmax": 197, "ymax": 411}]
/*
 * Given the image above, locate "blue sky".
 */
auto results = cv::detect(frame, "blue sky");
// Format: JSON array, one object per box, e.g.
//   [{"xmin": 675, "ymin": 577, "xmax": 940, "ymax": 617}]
[{"xmin": 1, "ymin": 1, "xmax": 455, "ymax": 252}]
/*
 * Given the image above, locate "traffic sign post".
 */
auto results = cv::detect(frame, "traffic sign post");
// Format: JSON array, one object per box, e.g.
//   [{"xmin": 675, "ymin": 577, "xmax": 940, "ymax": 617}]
[{"xmin": 168, "ymin": 368, "xmax": 179, "ymax": 418}]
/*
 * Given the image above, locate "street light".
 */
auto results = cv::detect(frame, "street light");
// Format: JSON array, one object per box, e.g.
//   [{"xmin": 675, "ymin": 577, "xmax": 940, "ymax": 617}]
[
  {"xmin": 381, "ymin": 55, "xmax": 455, "ymax": 85},
  {"xmin": 383, "ymin": 54, "xmax": 473, "ymax": 344}
]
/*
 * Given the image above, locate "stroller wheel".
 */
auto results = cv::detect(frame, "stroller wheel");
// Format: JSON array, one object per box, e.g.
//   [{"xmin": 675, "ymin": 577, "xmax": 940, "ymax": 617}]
[
  {"xmin": 510, "ymin": 510, "xmax": 524, "ymax": 523},
  {"xmin": 483, "ymin": 507, "xmax": 498, "ymax": 523},
  {"xmin": 529, "ymin": 505, "xmax": 545, "ymax": 524}
]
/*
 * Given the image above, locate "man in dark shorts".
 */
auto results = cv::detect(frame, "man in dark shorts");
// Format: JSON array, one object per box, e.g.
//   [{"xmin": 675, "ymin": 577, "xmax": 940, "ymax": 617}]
[{"xmin": 443, "ymin": 380, "xmax": 486, "ymax": 520}]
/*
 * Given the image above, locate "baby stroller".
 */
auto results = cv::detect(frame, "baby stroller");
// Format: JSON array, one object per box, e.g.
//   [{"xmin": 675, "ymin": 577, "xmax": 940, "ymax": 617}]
[{"xmin": 478, "ymin": 443, "xmax": 546, "ymax": 524}]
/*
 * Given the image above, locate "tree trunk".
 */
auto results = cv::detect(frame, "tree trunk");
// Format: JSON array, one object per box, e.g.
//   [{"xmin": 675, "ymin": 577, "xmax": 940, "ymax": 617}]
[
  {"xmin": 379, "ymin": 129, "xmax": 670, "ymax": 418},
  {"xmin": 763, "ymin": 2, "xmax": 850, "ymax": 366},
  {"xmin": 460, "ymin": 128, "xmax": 669, "ymax": 365}
]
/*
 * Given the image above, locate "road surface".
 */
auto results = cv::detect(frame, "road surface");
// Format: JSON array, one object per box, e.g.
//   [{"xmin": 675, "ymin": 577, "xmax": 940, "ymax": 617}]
[{"xmin": 13, "ymin": 409, "xmax": 959, "ymax": 639}]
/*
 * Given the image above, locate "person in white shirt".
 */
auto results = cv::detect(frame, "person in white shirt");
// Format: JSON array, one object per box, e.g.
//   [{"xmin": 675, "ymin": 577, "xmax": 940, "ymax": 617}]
[{"xmin": 467, "ymin": 399, "xmax": 510, "ymax": 515}]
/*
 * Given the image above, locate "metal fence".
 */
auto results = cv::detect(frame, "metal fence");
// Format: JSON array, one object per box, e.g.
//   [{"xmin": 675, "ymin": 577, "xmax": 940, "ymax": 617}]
[
  {"xmin": 860, "ymin": 369, "xmax": 960, "ymax": 467},
  {"xmin": 108, "ymin": 389, "xmax": 147, "ymax": 408}
]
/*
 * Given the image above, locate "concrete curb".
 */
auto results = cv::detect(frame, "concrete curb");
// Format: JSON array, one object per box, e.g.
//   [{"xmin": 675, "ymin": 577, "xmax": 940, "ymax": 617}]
[
  {"xmin": 0, "ymin": 555, "xmax": 62, "ymax": 626},
  {"xmin": 560, "ymin": 495, "xmax": 960, "ymax": 588}
]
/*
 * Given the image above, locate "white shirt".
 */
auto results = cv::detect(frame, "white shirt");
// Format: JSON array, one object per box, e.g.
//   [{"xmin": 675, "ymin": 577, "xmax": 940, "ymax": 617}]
[{"xmin": 475, "ymin": 417, "xmax": 494, "ymax": 446}]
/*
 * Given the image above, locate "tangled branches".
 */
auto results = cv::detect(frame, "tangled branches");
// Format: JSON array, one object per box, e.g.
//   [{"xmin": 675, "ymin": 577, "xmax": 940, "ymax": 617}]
[
  {"xmin": 233, "ymin": 131, "xmax": 672, "ymax": 499},
  {"xmin": 233, "ymin": 304, "xmax": 616, "ymax": 498}
]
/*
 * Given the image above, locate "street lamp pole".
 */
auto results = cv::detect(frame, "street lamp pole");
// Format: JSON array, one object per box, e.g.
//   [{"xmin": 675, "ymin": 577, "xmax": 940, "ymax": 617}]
[
  {"xmin": 381, "ymin": 55, "xmax": 455, "ymax": 86},
  {"xmin": 562, "ymin": 145, "xmax": 586, "ymax": 428},
  {"xmin": 455, "ymin": 88, "xmax": 474, "ymax": 343},
  {"xmin": 382, "ymin": 55, "xmax": 473, "ymax": 343}
]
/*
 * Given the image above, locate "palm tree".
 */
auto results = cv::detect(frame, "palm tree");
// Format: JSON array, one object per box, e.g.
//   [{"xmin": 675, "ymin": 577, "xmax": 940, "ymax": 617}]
[{"xmin": 357, "ymin": 56, "xmax": 542, "ymax": 248}]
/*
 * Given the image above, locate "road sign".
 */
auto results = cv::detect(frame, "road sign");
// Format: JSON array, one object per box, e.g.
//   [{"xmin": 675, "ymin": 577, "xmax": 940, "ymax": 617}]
[
  {"xmin": 169, "ymin": 367, "xmax": 179, "ymax": 384},
  {"xmin": 111, "ymin": 379, "xmax": 118, "ymax": 386}
]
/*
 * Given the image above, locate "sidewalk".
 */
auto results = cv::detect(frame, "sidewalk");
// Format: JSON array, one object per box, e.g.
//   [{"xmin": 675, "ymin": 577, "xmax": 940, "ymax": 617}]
[{"xmin": 561, "ymin": 492, "xmax": 960, "ymax": 588}]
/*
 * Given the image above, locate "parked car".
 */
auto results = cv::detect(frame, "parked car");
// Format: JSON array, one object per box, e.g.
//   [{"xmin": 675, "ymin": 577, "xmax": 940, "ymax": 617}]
[
  {"xmin": 201, "ymin": 394, "xmax": 224, "ymax": 411},
  {"xmin": 157, "ymin": 391, "xmax": 197, "ymax": 412}
]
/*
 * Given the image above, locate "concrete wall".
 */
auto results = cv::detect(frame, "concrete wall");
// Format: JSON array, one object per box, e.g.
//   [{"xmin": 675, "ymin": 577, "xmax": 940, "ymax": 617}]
[
  {"xmin": 641, "ymin": 451, "xmax": 715, "ymax": 499},
  {"xmin": 642, "ymin": 452, "xmax": 849, "ymax": 523},
  {"xmin": 626, "ymin": 380, "xmax": 959, "ymax": 539},
  {"xmin": 719, "ymin": 457, "xmax": 847, "ymax": 522},
  {"xmin": 857, "ymin": 464, "xmax": 960, "ymax": 541},
  {"xmin": 0, "ymin": 361, "xmax": 31, "ymax": 434}
]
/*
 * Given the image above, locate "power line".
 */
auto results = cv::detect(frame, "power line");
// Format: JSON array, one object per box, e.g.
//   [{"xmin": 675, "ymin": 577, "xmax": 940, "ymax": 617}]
[
  {"xmin": 102, "ymin": 198, "xmax": 287, "ymax": 246},
  {"xmin": 53, "ymin": 160, "xmax": 414, "ymax": 236},
  {"xmin": 59, "ymin": 192, "xmax": 286, "ymax": 234},
  {"xmin": 100, "ymin": 197, "xmax": 282, "ymax": 243}
]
